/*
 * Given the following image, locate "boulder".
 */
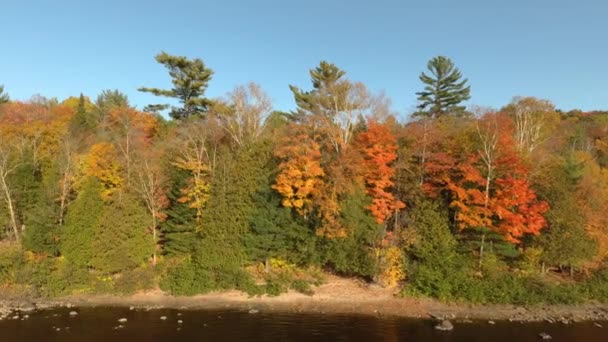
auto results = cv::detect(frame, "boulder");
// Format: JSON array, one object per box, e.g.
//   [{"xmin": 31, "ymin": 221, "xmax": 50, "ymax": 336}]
[{"xmin": 434, "ymin": 320, "xmax": 454, "ymax": 331}]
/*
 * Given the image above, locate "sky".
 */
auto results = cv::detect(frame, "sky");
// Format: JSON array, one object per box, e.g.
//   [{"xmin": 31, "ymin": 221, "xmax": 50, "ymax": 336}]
[{"xmin": 1, "ymin": 0, "xmax": 606, "ymax": 119}]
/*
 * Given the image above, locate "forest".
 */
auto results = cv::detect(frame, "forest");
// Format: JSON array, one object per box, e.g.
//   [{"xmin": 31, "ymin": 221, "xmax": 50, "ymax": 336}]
[{"xmin": 1, "ymin": 53, "xmax": 608, "ymax": 305}]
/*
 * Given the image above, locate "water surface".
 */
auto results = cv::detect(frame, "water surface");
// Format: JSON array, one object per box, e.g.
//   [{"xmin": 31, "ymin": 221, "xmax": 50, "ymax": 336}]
[{"xmin": 1, "ymin": 307, "xmax": 607, "ymax": 341}]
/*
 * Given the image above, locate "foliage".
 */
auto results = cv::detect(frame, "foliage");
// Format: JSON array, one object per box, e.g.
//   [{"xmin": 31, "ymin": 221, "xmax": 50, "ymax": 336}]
[
  {"xmin": 61, "ymin": 177, "xmax": 104, "ymax": 268},
  {"xmin": 415, "ymin": 56, "xmax": 471, "ymax": 118},
  {"xmin": 138, "ymin": 52, "xmax": 214, "ymax": 120},
  {"xmin": 90, "ymin": 192, "xmax": 153, "ymax": 275},
  {"xmin": 3, "ymin": 53, "xmax": 608, "ymax": 306}
]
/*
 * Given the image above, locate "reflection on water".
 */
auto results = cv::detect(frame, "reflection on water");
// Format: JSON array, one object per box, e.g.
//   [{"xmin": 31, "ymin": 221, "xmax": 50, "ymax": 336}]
[{"xmin": 1, "ymin": 307, "xmax": 607, "ymax": 341}]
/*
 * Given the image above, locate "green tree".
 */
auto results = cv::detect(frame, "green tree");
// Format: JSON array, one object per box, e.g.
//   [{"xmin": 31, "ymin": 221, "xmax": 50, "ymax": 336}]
[
  {"xmin": 289, "ymin": 61, "xmax": 348, "ymax": 119},
  {"xmin": 139, "ymin": 52, "xmax": 214, "ymax": 120},
  {"xmin": 61, "ymin": 178, "xmax": 104, "ymax": 268},
  {"xmin": 0, "ymin": 85, "xmax": 9, "ymax": 104},
  {"xmin": 244, "ymin": 179, "xmax": 315, "ymax": 268},
  {"xmin": 321, "ymin": 188, "xmax": 382, "ymax": 278},
  {"xmin": 536, "ymin": 155, "xmax": 596, "ymax": 272},
  {"xmin": 19, "ymin": 162, "xmax": 60, "ymax": 255},
  {"xmin": 190, "ymin": 151, "xmax": 254, "ymax": 291},
  {"xmin": 415, "ymin": 56, "xmax": 471, "ymax": 118},
  {"xmin": 69, "ymin": 93, "xmax": 98, "ymax": 133},
  {"xmin": 161, "ymin": 168, "xmax": 198, "ymax": 257},
  {"xmin": 91, "ymin": 192, "xmax": 153, "ymax": 275},
  {"xmin": 96, "ymin": 89, "xmax": 129, "ymax": 120}
]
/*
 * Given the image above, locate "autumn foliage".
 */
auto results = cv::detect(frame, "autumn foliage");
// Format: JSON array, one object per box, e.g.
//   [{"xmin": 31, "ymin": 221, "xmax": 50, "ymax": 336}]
[{"xmin": 356, "ymin": 121, "xmax": 405, "ymax": 223}]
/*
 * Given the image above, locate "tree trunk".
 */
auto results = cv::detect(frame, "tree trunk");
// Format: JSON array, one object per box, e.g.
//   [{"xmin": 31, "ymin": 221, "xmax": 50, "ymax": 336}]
[
  {"xmin": 478, "ymin": 232, "xmax": 486, "ymax": 271},
  {"xmin": 1, "ymin": 176, "xmax": 19, "ymax": 243},
  {"xmin": 152, "ymin": 210, "xmax": 158, "ymax": 267}
]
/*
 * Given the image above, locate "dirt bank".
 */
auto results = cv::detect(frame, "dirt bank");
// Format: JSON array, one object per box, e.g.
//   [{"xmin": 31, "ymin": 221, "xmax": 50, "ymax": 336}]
[{"xmin": 3, "ymin": 275, "xmax": 608, "ymax": 322}]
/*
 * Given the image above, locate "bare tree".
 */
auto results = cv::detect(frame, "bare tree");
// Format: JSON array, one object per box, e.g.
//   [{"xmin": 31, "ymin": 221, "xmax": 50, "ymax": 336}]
[
  {"xmin": 475, "ymin": 114, "xmax": 500, "ymax": 270},
  {"xmin": 504, "ymin": 97, "xmax": 557, "ymax": 154},
  {"xmin": 57, "ymin": 137, "xmax": 78, "ymax": 225},
  {"xmin": 134, "ymin": 155, "xmax": 167, "ymax": 266},
  {"xmin": 217, "ymin": 83, "xmax": 272, "ymax": 147},
  {"xmin": 0, "ymin": 141, "xmax": 21, "ymax": 242}
]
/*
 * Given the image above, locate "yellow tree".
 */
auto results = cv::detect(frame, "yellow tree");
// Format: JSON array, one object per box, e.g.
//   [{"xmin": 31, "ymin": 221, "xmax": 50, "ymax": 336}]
[
  {"xmin": 273, "ymin": 125, "xmax": 324, "ymax": 218},
  {"xmin": 83, "ymin": 143, "xmax": 122, "ymax": 199}
]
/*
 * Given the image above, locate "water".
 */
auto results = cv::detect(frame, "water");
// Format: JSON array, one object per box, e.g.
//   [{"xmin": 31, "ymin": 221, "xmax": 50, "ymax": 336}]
[{"xmin": 1, "ymin": 307, "xmax": 607, "ymax": 341}]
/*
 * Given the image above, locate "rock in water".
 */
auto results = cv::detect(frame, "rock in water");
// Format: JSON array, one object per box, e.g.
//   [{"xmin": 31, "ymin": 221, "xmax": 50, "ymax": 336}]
[
  {"xmin": 488, "ymin": 320, "xmax": 496, "ymax": 325},
  {"xmin": 69, "ymin": 311, "xmax": 78, "ymax": 316},
  {"xmin": 160, "ymin": 316, "xmax": 167, "ymax": 320},
  {"xmin": 434, "ymin": 320, "xmax": 454, "ymax": 331},
  {"xmin": 19, "ymin": 302, "xmax": 36, "ymax": 312},
  {"xmin": 248, "ymin": 309, "xmax": 259, "ymax": 314},
  {"xmin": 118, "ymin": 318, "xmax": 127, "ymax": 323},
  {"xmin": 539, "ymin": 332, "xmax": 552, "ymax": 340}
]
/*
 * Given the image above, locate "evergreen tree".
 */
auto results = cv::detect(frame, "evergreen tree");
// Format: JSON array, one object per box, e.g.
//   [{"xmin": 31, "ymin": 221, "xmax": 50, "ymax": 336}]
[
  {"xmin": 415, "ymin": 56, "xmax": 471, "ymax": 118},
  {"xmin": 61, "ymin": 178, "xmax": 104, "ymax": 268},
  {"xmin": 161, "ymin": 168, "xmax": 198, "ymax": 257},
  {"xmin": 0, "ymin": 85, "xmax": 9, "ymax": 104},
  {"xmin": 13, "ymin": 160, "xmax": 59, "ymax": 255},
  {"xmin": 321, "ymin": 188, "xmax": 382, "ymax": 278},
  {"xmin": 91, "ymin": 192, "xmax": 153, "ymax": 275},
  {"xmin": 191, "ymin": 151, "xmax": 254, "ymax": 290},
  {"xmin": 139, "ymin": 52, "xmax": 214, "ymax": 120},
  {"xmin": 69, "ymin": 93, "xmax": 97, "ymax": 134},
  {"xmin": 289, "ymin": 61, "xmax": 349, "ymax": 119},
  {"xmin": 244, "ymin": 179, "xmax": 315, "ymax": 267},
  {"xmin": 537, "ymin": 156, "xmax": 596, "ymax": 271}
]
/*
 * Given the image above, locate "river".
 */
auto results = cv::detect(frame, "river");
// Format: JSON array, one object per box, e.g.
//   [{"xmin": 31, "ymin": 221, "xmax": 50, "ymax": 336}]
[{"xmin": 1, "ymin": 307, "xmax": 607, "ymax": 341}]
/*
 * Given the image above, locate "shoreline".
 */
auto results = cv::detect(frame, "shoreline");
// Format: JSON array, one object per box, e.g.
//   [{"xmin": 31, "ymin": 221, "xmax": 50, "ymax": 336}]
[{"xmin": 2, "ymin": 277, "xmax": 608, "ymax": 323}]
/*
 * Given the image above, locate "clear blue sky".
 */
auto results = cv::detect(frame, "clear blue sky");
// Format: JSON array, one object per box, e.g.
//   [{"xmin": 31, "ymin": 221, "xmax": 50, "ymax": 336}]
[{"xmin": 1, "ymin": 0, "xmax": 606, "ymax": 118}]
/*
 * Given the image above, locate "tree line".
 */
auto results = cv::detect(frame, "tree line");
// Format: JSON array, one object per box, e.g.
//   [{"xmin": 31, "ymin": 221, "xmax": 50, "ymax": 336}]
[{"xmin": 1, "ymin": 53, "xmax": 608, "ymax": 303}]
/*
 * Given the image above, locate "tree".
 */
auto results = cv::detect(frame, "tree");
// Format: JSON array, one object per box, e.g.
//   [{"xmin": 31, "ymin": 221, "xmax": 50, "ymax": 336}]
[
  {"xmin": 91, "ymin": 192, "xmax": 153, "ymax": 275},
  {"xmin": 96, "ymin": 89, "xmax": 129, "ymax": 115},
  {"xmin": 0, "ymin": 85, "xmax": 9, "ymax": 104},
  {"xmin": 244, "ymin": 190, "xmax": 313, "ymax": 268},
  {"xmin": 501, "ymin": 97, "xmax": 559, "ymax": 155},
  {"xmin": 139, "ymin": 52, "xmax": 214, "ymax": 120},
  {"xmin": 273, "ymin": 125, "xmax": 324, "ymax": 217},
  {"xmin": 67, "ymin": 94, "xmax": 98, "ymax": 133},
  {"xmin": 215, "ymin": 83, "xmax": 272, "ymax": 148},
  {"xmin": 356, "ymin": 121, "xmax": 405, "ymax": 224},
  {"xmin": 83, "ymin": 143, "xmax": 122, "ymax": 198},
  {"xmin": 321, "ymin": 188, "xmax": 381, "ymax": 278},
  {"xmin": 161, "ymin": 168, "xmax": 199, "ymax": 257},
  {"xmin": 61, "ymin": 177, "xmax": 104, "ymax": 268},
  {"xmin": 133, "ymin": 151, "xmax": 168, "ymax": 266},
  {"xmin": 290, "ymin": 61, "xmax": 376, "ymax": 153},
  {"xmin": 0, "ymin": 141, "xmax": 21, "ymax": 242},
  {"xmin": 169, "ymin": 120, "xmax": 215, "ymax": 223},
  {"xmin": 416, "ymin": 56, "xmax": 471, "ymax": 118}
]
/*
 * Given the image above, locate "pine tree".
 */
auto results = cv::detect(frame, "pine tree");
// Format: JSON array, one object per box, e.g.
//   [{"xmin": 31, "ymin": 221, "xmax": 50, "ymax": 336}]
[
  {"xmin": 61, "ymin": 178, "xmax": 104, "ymax": 268},
  {"xmin": 416, "ymin": 56, "xmax": 471, "ymax": 118},
  {"xmin": 138, "ymin": 52, "xmax": 214, "ymax": 120},
  {"xmin": 244, "ymin": 179, "xmax": 315, "ymax": 267},
  {"xmin": 91, "ymin": 192, "xmax": 153, "ymax": 275},
  {"xmin": 191, "ymin": 151, "xmax": 253, "ymax": 290},
  {"xmin": 289, "ymin": 61, "xmax": 348, "ymax": 119},
  {"xmin": 0, "ymin": 85, "xmax": 9, "ymax": 104},
  {"xmin": 69, "ymin": 93, "xmax": 97, "ymax": 134},
  {"xmin": 321, "ymin": 188, "xmax": 382, "ymax": 278},
  {"xmin": 19, "ymin": 162, "xmax": 60, "ymax": 255},
  {"xmin": 161, "ymin": 168, "xmax": 198, "ymax": 256}
]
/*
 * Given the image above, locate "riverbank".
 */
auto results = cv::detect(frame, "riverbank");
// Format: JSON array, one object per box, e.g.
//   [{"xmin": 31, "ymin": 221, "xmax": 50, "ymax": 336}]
[{"xmin": 2, "ymin": 275, "xmax": 608, "ymax": 323}]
